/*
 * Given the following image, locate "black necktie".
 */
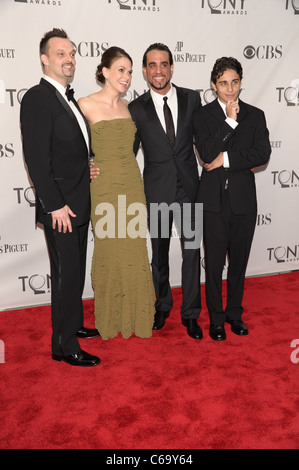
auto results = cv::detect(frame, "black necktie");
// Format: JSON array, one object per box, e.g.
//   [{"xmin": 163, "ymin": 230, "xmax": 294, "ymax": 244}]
[
  {"xmin": 65, "ymin": 84, "xmax": 75, "ymax": 101},
  {"xmin": 163, "ymin": 96, "xmax": 175, "ymax": 147}
]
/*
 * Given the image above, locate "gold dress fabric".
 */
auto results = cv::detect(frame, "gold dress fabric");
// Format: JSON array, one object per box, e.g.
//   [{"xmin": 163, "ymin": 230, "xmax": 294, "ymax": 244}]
[{"xmin": 90, "ymin": 118, "xmax": 155, "ymax": 340}]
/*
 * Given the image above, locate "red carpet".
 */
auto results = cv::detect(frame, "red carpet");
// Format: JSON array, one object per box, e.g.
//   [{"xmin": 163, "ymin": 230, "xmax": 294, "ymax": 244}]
[{"xmin": 0, "ymin": 272, "xmax": 298, "ymax": 450}]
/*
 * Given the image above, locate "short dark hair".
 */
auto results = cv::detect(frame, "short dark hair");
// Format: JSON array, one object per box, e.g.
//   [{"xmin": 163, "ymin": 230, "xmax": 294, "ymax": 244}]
[
  {"xmin": 96, "ymin": 46, "xmax": 133, "ymax": 84},
  {"xmin": 39, "ymin": 28, "xmax": 69, "ymax": 56},
  {"xmin": 211, "ymin": 57, "xmax": 243, "ymax": 84},
  {"xmin": 142, "ymin": 43, "xmax": 173, "ymax": 67}
]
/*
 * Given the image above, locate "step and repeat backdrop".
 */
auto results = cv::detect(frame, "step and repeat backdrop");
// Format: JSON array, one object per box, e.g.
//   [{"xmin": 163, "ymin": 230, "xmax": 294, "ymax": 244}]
[{"xmin": 0, "ymin": 0, "xmax": 298, "ymax": 310}]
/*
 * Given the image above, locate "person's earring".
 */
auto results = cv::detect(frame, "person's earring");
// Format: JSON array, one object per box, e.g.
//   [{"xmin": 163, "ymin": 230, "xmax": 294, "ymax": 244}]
[{"xmin": 106, "ymin": 79, "xmax": 109, "ymax": 87}]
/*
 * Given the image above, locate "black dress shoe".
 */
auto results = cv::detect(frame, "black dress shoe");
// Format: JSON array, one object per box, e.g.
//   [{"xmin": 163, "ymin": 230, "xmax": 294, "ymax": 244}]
[
  {"xmin": 182, "ymin": 319, "xmax": 203, "ymax": 340},
  {"xmin": 76, "ymin": 327, "xmax": 100, "ymax": 339},
  {"xmin": 209, "ymin": 325, "xmax": 226, "ymax": 341},
  {"xmin": 152, "ymin": 311, "xmax": 167, "ymax": 330},
  {"xmin": 227, "ymin": 319, "xmax": 249, "ymax": 336},
  {"xmin": 52, "ymin": 349, "xmax": 101, "ymax": 367}
]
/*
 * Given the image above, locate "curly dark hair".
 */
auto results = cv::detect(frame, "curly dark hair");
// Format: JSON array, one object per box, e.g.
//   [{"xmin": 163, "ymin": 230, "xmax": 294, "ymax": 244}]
[{"xmin": 211, "ymin": 57, "xmax": 243, "ymax": 84}]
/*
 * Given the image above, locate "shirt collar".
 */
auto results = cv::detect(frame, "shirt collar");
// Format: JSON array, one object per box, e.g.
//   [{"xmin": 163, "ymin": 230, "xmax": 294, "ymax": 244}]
[
  {"xmin": 150, "ymin": 83, "xmax": 174, "ymax": 105},
  {"xmin": 43, "ymin": 74, "xmax": 68, "ymax": 97}
]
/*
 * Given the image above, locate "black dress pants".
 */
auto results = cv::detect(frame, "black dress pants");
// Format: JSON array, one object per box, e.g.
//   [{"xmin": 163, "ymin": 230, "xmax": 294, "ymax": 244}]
[
  {"xmin": 148, "ymin": 182, "xmax": 201, "ymax": 319},
  {"xmin": 44, "ymin": 221, "xmax": 89, "ymax": 355},
  {"xmin": 203, "ymin": 189, "xmax": 256, "ymax": 326}
]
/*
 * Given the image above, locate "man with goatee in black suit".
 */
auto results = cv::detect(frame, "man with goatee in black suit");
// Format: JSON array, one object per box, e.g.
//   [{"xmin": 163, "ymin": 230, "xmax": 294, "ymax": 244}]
[{"xmin": 20, "ymin": 28, "xmax": 100, "ymax": 366}]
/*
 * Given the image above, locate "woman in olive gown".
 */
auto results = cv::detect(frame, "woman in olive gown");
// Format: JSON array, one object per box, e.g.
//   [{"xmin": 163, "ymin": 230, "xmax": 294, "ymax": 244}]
[{"xmin": 78, "ymin": 47, "xmax": 155, "ymax": 340}]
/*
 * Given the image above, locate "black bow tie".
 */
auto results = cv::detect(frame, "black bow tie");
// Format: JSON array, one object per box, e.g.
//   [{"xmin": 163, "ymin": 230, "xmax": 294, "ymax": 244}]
[{"xmin": 65, "ymin": 85, "xmax": 74, "ymax": 101}]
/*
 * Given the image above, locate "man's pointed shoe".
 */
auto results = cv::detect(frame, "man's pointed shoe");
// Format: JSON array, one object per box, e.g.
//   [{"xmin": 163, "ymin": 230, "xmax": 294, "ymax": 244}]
[
  {"xmin": 209, "ymin": 325, "xmax": 226, "ymax": 341},
  {"xmin": 76, "ymin": 327, "xmax": 100, "ymax": 339},
  {"xmin": 227, "ymin": 319, "xmax": 248, "ymax": 336},
  {"xmin": 52, "ymin": 349, "xmax": 101, "ymax": 367},
  {"xmin": 182, "ymin": 318, "xmax": 203, "ymax": 340},
  {"xmin": 152, "ymin": 311, "xmax": 167, "ymax": 330}
]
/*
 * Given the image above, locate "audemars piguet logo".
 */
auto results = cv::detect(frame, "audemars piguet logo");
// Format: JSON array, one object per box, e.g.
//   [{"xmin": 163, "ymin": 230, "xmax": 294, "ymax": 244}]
[
  {"xmin": 173, "ymin": 42, "xmax": 206, "ymax": 64},
  {"xmin": 0, "ymin": 49, "xmax": 15, "ymax": 59}
]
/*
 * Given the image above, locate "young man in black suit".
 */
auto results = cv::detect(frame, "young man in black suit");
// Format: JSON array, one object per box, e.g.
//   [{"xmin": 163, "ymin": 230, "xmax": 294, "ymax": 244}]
[
  {"xmin": 193, "ymin": 57, "xmax": 271, "ymax": 341},
  {"xmin": 20, "ymin": 29, "xmax": 100, "ymax": 366},
  {"xmin": 128, "ymin": 43, "xmax": 203, "ymax": 340}
]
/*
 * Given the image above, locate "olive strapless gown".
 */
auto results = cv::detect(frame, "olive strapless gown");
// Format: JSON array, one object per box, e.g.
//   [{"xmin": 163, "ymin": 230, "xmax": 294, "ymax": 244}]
[{"xmin": 90, "ymin": 118, "xmax": 155, "ymax": 340}]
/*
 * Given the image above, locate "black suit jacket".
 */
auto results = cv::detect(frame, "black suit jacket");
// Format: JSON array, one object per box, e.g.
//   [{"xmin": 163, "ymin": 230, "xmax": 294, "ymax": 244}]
[
  {"xmin": 129, "ymin": 84, "xmax": 201, "ymax": 205},
  {"xmin": 193, "ymin": 98, "xmax": 271, "ymax": 214},
  {"xmin": 20, "ymin": 78, "xmax": 91, "ymax": 227}
]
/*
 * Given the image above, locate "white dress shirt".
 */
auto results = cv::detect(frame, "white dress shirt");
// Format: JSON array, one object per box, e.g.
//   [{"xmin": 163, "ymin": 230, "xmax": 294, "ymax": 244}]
[
  {"xmin": 150, "ymin": 83, "xmax": 178, "ymax": 136},
  {"xmin": 217, "ymin": 98, "xmax": 239, "ymax": 168}
]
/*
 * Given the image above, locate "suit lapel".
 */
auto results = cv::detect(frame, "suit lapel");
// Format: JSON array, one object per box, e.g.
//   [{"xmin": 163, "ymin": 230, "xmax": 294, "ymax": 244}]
[
  {"xmin": 210, "ymin": 97, "xmax": 249, "ymax": 124},
  {"xmin": 40, "ymin": 78, "xmax": 92, "ymax": 157},
  {"xmin": 142, "ymin": 85, "xmax": 187, "ymax": 149},
  {"xmin": 70, "ymin": 96, "xmax": 93, "ymax": 157},
  {"xmin": 142, "ymin": 91, "xmax": 170, "ymax": 146},
  {"xmin": 175, "ymin": 85, "xmax": 187, "ymax": 144},
  {"xmin": 210, "ymin": 98, "xmax": 227, "ymax": 120},
  {"xmin": 235, "ymin": 99, "xmax": 249, "ymax": 123}
]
